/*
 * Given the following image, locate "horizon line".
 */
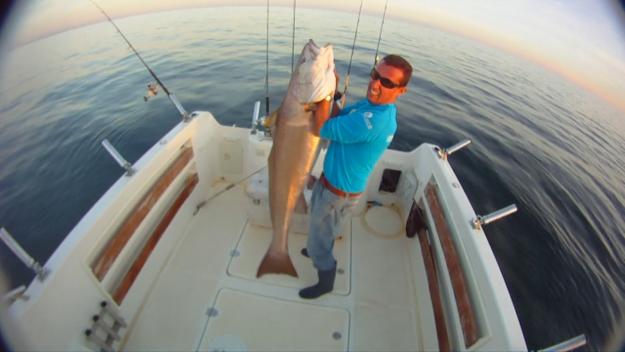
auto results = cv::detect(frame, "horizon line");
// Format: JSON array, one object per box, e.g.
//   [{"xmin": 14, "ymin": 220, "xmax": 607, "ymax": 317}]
[{"xmin": 7, "ymin": 4, "xmax": 625, "ymax": 115}]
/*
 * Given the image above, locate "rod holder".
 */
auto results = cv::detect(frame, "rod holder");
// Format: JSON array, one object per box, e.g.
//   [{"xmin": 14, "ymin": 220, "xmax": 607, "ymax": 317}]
[
  {"xmin": 2, "ymin": 285, "xmax": 29, "ymax": 304},
  {"xmin": 0, "ymin": 228, "xmax": 49, "ymax": 281},
  {"xmin": 102, "ymin": 139, "xmax": 134, "ymax": 176},
  {"xmin": 84, "ymin": 329, "xmax": 114, "ymax": 352},
  {"xmin": 84, "ymin": 301, "xmax": 127, "ymax": 351},
  {"xmin": 92, "ymin": 315, "xmax": 121, "ymax": 340},
  {"xmin": 251, "ymin": 101, "xmax": 261, "ymax": 134},
  {"xmin": 436, "ymin": 139, "xmax": 471, "ymax": 160},
  {"xmin": 170, "ymin": 94, "xmax": 190, "ymax": 122},
  {"xmin": 539, "ymin": 334, "xmax": 586, "ymax": 352},
  {"xmin": 472, "ymin": 204, "xmax": 517, "ymax": 230},
  {"xmin": 100, "ymin": 301, "xmax": 127, "ymax": 328}
]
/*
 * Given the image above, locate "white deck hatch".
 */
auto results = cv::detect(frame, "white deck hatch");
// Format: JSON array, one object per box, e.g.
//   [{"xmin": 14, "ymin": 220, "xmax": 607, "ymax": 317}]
[
  {"xmin": 199, "ymin": 288, "xmax": 350, "ymax": 351},
  {"xmin": 227, "ymin": 222, "xmax": 351, "ymax": 294}
]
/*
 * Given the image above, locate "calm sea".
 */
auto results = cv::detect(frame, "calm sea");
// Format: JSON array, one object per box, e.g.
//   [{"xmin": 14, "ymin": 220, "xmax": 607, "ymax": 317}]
[{"xmin": 1, "ymin": 6, "xmax": 624, "ymax": 350}]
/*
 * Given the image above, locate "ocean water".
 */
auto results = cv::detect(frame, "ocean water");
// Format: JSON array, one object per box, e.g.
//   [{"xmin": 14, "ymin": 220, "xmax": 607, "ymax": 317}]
[{"xmin": 1, "ymin": 6, "xmax": 624, "ymax": 350}]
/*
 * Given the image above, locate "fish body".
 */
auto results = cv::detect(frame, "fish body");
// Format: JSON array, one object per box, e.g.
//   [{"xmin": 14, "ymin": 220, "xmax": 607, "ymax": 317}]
[{"xmin": 257, "ymin": 40, "xmax": 335, "ymax": 277}]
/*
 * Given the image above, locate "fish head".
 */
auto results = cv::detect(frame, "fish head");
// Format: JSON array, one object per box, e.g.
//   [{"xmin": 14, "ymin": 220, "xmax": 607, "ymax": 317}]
[{"xmin": 292, "ymin": 40, "xmax": 335, "ymax": 105}]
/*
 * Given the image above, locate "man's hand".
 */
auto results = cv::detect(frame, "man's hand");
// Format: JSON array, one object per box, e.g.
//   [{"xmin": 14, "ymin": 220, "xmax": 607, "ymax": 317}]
[
  {"xmin": 311, "ymin": 95, "xmax": 332, "ymax": 137},
  {"xmin": 331, "ymin": 69, "xmax": 344, "ymax": 117}
]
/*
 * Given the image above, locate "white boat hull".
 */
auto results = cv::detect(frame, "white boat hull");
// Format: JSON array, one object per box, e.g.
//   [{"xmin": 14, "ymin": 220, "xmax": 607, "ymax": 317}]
[{"xmin": 3, "ymin": 111, "xmax": 526, "ymax": 351}]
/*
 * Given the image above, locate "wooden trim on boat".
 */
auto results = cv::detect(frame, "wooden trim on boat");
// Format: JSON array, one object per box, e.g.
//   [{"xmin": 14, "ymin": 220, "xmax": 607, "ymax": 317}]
[
  {"xmin": 91, "ymin": 145, "xmax": 194, "ymax": 281},
  {"xmin": 425, "ymin": 182, "xmax": 479, "ymax": 347},
  {"xmin": 416, "ymin": 199, "xmax": 451, "ymax": 352},
  {"xmin": 113, "ymin": 172, "xmax": 199, "ymax": 304}
]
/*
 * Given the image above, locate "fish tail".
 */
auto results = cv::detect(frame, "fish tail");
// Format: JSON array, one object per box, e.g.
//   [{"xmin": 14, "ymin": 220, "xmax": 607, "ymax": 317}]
[{"xmin": 256, "ymin": 250, "xmax": 298, "ymax": 278}]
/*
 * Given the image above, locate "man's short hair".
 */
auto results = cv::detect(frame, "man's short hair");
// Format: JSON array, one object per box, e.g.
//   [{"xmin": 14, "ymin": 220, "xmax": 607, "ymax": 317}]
[{"xmin": 381, "ymin": 54, "xmax": 412, "ymax": 87}]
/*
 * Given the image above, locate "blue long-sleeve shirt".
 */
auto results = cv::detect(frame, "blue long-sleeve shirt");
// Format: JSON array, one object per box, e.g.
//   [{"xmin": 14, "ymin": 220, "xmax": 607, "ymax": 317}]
[{"xmin": 320, "ymin": 99, "xmax": 397, "ymax": 193}]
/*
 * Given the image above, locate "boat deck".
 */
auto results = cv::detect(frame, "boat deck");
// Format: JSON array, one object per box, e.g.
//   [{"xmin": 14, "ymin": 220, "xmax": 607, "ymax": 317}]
[
  {"xmin": 122, "ymin": 181, "xmax": 435, "ymax": 351},
  {"xmin": 5, "ymin": 114, "xmax": 526, "ymax": 351}
]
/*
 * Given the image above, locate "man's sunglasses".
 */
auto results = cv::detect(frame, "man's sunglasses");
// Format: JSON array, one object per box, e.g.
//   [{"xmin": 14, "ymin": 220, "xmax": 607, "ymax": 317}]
[{"xmin": 370, "ymin": 68, "xmax": 402, "ymax": 89}]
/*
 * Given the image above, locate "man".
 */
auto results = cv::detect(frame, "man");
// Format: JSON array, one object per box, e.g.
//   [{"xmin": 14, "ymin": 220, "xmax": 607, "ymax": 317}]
[{"xmin": 300, "ymin": 54, "xmax": 413, "ymax": 299}]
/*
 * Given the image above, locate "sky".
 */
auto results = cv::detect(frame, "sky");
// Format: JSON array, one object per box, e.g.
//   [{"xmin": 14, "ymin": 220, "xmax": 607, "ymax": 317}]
[{"xmin": 3, "ymin": 0, "xmax": 625, "ymax": 112}]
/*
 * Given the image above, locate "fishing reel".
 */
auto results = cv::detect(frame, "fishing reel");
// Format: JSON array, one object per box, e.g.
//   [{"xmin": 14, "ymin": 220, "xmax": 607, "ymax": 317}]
[
  {"xmin": 143, "ymin": 82, "xmax": 159, "ymax": 102},
  {"xmin": 251, "ymin": 101, "xmax": 274, "ymax": 138}
]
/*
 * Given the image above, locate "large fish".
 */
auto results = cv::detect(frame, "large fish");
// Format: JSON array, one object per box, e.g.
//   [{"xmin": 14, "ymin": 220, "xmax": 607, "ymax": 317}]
[{"xmin": 257, "ymin": 40, "xmax": 335, "ymax": 277}]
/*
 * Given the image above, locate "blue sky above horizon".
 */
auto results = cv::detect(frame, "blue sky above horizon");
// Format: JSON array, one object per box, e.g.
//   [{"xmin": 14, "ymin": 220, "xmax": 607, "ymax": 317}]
[{"xmin": 3, "ymin": 0, "xmax": 625, "ymax": 112}]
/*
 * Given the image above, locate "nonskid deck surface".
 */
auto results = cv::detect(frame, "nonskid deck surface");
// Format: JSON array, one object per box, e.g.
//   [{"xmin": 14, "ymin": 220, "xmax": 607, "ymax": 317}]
[
  {"xmin": 228, "ymin": 221, "xmax": 351, "ymax": 294},
  {"xmin": 122, "ymin": 182, "xmax": 424, "ymax": 351},
  {"xmin": 199, "ymin": 289, "xmax": 350, "ymax": 351}
]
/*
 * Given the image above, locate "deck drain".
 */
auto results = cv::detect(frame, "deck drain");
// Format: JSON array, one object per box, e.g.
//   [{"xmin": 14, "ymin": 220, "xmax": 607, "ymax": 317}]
[
  {"xmin": 230, "ymin": 249, "xmax": 240, "ymax": 257},
  {"xmin": 337, "ymin": 268, "xmax": 345, "ymax": 275},
  {"xmin": 332, "ymin": 332, "xmax": 342, "ymax": 340},
  {"xmin": 207, "ymin": 307, "xmax": 219, "ymax": 317}
]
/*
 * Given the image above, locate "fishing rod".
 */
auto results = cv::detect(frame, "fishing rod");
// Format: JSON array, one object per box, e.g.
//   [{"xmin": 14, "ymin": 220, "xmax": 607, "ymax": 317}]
[
  {"xmin": 265, "ymin": 0, "xmax": 270, "ymax": 116},
  {"xmin": 373, "ymin": 0, "xmax": 389, "ymax": 67},
  {"xmin": 342, "ymin": 0, "xmax": 364, "ymax": 98},
  {"xmin": 291, "ymin": 0, "xmax": 297, "ymax": 74},
  {"xmin": 89, "ymin": 0, "xmax": 190, "ymax": 121}
]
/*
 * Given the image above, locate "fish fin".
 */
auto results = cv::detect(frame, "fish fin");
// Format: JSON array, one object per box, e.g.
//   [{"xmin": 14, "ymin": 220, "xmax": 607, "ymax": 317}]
[{"xmin": 256, "ymin": 251, "xmax": 299, "ymax": 278}]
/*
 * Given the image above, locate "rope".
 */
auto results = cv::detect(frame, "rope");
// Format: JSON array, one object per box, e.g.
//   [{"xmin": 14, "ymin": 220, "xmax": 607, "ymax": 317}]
[
  {"xmin": 265, "ymin": 0, "xmax": 270, "ymax": 116},
  {"xmin": 373, "ymin": 0, "xmax": 389, "ymax": 67},
  {"xmin": 291, "ymin": 0, "xmax": 297, "ymax": 73},
  {"xmin": 343, "ymin": 0, "xmax": 364, "ymax": 97},
  {"xmin": 361, "ymin": 204, "xmax": 404, "ymax": 239},
  {"xmin": 194, "ymin": 165, "xmax": 268, "ymax": 215}
]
